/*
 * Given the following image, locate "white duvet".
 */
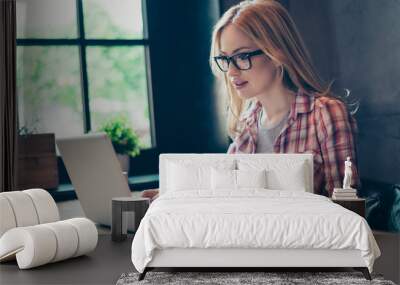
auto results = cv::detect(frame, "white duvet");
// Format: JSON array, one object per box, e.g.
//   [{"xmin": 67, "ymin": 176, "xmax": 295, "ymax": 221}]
[{"xmin": 131, "ymin": 189, "xmax": 381, "ymax": 273}]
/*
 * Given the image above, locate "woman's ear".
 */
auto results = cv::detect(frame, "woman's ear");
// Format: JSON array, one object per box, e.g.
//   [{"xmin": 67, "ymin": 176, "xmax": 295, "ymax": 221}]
[
  {"xmin": 270, "ymin": 64, "xmax": 283, "ymax": 81},
  {"xmin": 278, "ymin": 65, "xmax": 284, "ymax": 80}
]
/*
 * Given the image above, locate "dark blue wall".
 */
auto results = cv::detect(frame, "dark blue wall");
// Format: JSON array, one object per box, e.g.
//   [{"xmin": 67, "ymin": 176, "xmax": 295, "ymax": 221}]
[{"xmin": 289, "ymin": 0, "xmax": 400, "ymax": 185}]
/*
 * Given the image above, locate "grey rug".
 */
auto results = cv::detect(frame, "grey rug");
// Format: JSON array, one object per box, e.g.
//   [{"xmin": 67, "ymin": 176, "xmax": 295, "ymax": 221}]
[{"xmin": 116, "ymin": 271, "xmax": 396, "ymax": 285}]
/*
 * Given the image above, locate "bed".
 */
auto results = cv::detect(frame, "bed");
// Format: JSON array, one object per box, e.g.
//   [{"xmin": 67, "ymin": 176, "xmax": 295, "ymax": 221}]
[{"xmin": 131, "ymin": 153, "xmax": 381, "ymax": 281}]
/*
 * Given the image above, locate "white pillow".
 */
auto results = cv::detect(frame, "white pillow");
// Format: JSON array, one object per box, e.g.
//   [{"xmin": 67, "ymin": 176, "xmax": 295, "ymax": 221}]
[
  {"xmin": 166, "ymin": 160, "xmax": 235, "ymax": 191},
  {"xmin": 211, "ymin": 168, "xmax": 267, "ymax": 190},
  {"xmin": 266, "ymin": 161, "xmax": 307, "ymax": 191},
  {"xmin": 211, "ymin": 168, "xmax": 236, "ymax": 189},
  {"xmin": 236, "ymin": 169, "xmax": 267, "ymax": 189},
  {"xmin": 237, "ymin": 159, "xmax": 307, "ymax": 191}
]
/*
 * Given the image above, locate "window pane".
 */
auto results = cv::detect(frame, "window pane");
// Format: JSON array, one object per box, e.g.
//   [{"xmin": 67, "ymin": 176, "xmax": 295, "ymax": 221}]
[
  {"xmin": 16, "ymin": 0, "xmax": 77, "ymax": 39},
  {"xmin": 17, "ymin": 46, "xmax": 84, "ymax": 138},
  {"xmin": 86, "ymin": 46, "xmax": 152, "ymax": 148},
  {"xmin": 83, "ymin": 0, "xmax": 143, "ymax": 39}
]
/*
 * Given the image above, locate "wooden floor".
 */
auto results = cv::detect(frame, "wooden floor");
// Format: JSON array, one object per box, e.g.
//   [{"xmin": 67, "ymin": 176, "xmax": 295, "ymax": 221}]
[{"xmin": 0, "ymin": 234, "xmax": 135, "ymax": 285}]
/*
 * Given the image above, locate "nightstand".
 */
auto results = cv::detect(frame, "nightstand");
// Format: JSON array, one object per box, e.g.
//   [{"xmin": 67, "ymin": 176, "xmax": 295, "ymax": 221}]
[
  {"xmin": 111, "ymin": 197, "xmax": 150, "ymax": 241},
  {"xmin": 331, "ymin": 198, "xmax": 366, "ymax": 218}
]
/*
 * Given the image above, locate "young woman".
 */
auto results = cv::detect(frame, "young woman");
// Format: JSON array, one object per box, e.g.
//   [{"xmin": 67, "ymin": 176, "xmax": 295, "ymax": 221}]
[
  {"xmin": 212, "ymin": 0, "xmax": 360, "ymax": 197},
  {"xmin": 143, "ymin": 0, "xmax": 360, "ymax": 200}
]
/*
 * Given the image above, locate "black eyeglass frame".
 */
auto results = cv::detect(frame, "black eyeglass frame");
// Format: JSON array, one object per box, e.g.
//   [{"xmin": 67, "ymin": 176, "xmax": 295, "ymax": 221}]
[{"xmin": 213, "ymin": 49, "xmax": 265, "ymax": 72}]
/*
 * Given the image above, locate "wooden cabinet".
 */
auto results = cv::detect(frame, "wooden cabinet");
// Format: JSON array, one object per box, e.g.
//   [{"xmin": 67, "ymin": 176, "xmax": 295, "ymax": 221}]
[
  {"xmin": 331, "ymin": 198, "xmax": 366, "ymax": 218},
  {"xmin": 17, "ymin": 133, "xmax": 59, "ymax": 190}
]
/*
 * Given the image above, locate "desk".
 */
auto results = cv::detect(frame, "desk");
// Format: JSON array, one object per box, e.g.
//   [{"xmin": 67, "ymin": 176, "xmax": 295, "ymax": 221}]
[{"xmin": 49, "ymin": 174, "xmax": 159, "ymax": 202}]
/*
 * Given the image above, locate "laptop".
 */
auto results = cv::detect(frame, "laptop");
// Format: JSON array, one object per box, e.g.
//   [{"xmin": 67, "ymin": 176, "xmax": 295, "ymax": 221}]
[{"xmin": 56, "ymin": 132, "xmax": 137, "ymax": 230}]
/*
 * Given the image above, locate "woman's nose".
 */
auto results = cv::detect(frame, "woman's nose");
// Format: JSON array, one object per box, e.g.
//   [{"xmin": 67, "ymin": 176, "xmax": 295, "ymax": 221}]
[{"xmin": 227, "ymin": 62, "xmax": 241, "ymax": 77}]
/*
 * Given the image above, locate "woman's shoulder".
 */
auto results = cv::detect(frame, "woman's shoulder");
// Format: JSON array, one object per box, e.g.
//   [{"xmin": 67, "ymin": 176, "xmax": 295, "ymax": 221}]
[
  {"xmin": 312, "ymin": 94, "xmax": 349, "ymax": 118},
  {"xmin": 314, "ymin": 94, "xmax": 346, "ymax": 109},
  {"xmin": 312, "ymin": 93, "xmax": 357, "ymax": 132}
]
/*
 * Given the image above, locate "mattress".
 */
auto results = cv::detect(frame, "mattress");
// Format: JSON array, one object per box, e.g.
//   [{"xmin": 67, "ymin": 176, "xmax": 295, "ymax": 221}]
[{"xmin": 131, "ymin": 189, "xmax": 381, "ymax": 273}]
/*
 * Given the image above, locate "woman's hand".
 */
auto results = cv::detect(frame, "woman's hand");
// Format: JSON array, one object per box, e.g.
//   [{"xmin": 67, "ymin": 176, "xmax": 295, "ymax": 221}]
[{"xmin": 141, "ymin": 188, "xmax": 159, "ymax": 202}]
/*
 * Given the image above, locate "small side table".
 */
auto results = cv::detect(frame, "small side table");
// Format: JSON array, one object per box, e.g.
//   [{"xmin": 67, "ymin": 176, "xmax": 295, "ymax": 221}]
[
  {"xmin": 112, "ymin": 197, "xmax": 150, "ymax": 242},
  {"xmin": 331, "ymin": 198, "xmax": 366, "ymax": 218}
]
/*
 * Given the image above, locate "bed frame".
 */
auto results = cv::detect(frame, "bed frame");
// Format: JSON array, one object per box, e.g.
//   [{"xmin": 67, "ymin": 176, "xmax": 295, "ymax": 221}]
[
  {"xmin": 138, "ymin": 154, "xmax": 372, "ymax": 281},
  {"xmin": 139, "ymin": 248, "xmax": 371, "ymax": 280}
]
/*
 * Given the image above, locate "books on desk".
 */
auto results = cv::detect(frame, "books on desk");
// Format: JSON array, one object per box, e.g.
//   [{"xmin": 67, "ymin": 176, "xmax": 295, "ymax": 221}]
[{"xmin": 332, "ymin": 188, "xmax": 358, "ymax": 199}]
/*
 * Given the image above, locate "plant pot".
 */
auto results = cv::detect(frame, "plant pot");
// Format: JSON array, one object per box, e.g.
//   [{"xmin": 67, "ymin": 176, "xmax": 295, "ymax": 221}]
[{"xmin": 116, "ymin": 154, "xmax": 130, "ymax": 174}]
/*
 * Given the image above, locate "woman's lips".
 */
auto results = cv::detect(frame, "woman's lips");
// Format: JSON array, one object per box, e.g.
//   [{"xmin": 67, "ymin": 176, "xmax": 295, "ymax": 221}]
[{"xmin": 232, "ymin": 80, "xmax": 249, "ymax": 89}]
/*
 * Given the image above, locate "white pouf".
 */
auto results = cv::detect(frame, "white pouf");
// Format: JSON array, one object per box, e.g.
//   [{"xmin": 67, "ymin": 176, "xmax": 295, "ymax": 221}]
[
  {"xmin": 0, "ymin": 196, "xmax": 17, "ymax": 237},
  {"xmin": 42, "ymin": 220, "xmax": 79, "ymax": 262},
  {"xmin": 23, "ymin": 188, "xmax": 60, "ymax": 223},
  {"xmin": 0, "ymin": 217, "xmax": 98, "ymax": 269},
  {"xmin": 0, "ymin": 189, "xmax": 98, "ymax": 269},
  {"xmin": 1, "ymin": 191, "xmax": 39, "ymax": 227}
]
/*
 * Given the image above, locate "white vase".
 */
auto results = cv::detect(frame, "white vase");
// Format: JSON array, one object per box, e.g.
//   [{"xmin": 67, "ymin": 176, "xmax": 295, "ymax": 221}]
[{"xmin": 116, "ymin": 154, "xmax": 130, "ymax": 175}]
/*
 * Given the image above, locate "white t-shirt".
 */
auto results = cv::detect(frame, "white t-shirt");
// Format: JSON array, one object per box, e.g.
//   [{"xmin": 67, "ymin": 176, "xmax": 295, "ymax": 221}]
[{"xmin": 255, "ymin": 110, "xmax": 289, "ymax": 153}]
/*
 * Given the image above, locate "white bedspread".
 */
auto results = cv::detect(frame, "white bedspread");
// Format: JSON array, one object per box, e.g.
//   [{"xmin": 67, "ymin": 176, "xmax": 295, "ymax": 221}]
[{"xmin": 131, "ymin": 189, "xmax": 380, "ymax": 273}]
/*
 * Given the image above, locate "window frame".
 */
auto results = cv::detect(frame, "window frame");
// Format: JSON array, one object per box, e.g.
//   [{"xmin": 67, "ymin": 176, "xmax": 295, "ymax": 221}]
[{"xmin": 16, "ymin": 0, "xmax": 157, "ymax": 182}]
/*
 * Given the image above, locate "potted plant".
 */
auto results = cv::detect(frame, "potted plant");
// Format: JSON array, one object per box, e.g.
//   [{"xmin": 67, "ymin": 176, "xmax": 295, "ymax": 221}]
[{"xmin": 98, "ymin": 116, "xmax": 141, "ymax": 174}]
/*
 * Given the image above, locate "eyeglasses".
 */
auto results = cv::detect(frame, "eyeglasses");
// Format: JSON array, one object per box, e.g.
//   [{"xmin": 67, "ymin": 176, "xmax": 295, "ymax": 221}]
[{"xmin": 213, "ymin": 49, "xmax": 264, "ymax": 72}]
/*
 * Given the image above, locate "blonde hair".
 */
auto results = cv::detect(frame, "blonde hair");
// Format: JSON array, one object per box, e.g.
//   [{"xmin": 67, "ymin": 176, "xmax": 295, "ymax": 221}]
[{"xmin": 210, "ymin": 0, "xmax": 335, "ymax": 140}]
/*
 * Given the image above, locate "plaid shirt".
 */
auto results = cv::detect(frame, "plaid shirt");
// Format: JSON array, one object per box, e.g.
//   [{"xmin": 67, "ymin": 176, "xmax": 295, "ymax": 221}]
[{"xmin": 227, "ymin": 90, "xmax": 360, "ymax": 197}]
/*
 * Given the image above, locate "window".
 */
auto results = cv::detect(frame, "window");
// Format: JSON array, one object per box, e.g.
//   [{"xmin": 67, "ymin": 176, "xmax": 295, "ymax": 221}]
[{"xmin": 16, "ymin": 0, "xmax": 154, "ymax": 148}]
